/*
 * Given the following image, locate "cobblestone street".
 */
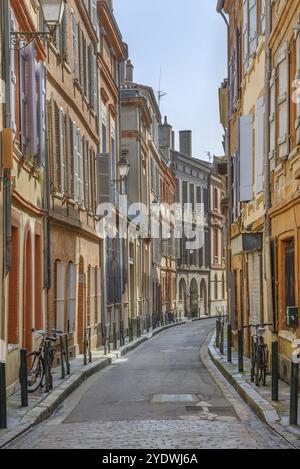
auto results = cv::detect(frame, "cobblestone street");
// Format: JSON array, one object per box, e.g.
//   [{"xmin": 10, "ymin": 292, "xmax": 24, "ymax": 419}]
[{"xmin": 6, "ymin": 320, "xmax": 291, "ymax": 449}]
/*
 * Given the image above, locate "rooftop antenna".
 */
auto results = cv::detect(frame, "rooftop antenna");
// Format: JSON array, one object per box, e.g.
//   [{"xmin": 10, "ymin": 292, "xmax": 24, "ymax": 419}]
[
  {"xmin": 156, "ymin": 68, "xmax": 167, "ymax": 109},
  {"xmin": 205, "ymin": 151, "xmax": 212, "ymax": 164}
]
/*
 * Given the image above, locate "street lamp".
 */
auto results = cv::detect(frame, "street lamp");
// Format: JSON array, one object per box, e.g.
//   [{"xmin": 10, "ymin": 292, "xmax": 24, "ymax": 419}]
[
  {"xmin": 118, "ymin": 156, "xmax": 130, "ymax": 180},
  {"xmin": 10, "ymin": 0, "xmax": 65, "ymax": 50}
]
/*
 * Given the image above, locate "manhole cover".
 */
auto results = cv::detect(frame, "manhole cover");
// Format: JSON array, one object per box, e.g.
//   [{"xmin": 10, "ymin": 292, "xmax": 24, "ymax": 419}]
[{"xmin": 152, "ymin": 394, "xmax": 197, "ymax": 403}]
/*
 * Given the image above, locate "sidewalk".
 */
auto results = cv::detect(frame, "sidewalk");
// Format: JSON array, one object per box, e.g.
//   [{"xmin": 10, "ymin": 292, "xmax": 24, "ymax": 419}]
[
  {"xmin": 209, "ymin": 332, "xmax": 300, "ymax": 449},
  {"xmin": 0, "ymin": 316, "xmax": 209, "ymax": 449}
]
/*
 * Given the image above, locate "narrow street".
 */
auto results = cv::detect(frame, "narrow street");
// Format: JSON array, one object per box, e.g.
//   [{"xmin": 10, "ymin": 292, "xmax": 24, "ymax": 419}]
[{"xmin": 7, "ymin": 320, "xmax": 290, "ymax": 450}]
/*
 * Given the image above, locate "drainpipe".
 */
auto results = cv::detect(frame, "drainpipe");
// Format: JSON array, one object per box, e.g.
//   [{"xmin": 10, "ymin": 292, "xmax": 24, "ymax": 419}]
[
  {"xmin": 216, "ymin": 1, "xmax": 232, "ymax": 326},
  {"xmin": 263, "ymin": 0, "xmax": 274, "ymax": 330}
]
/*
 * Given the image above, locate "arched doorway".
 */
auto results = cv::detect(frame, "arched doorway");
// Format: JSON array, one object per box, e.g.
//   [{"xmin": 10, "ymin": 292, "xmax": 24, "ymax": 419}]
[
  {"xmin": 23, "ymin": 231, "xmax": 33, "ymax": 352},
  {"xmin": 200, "ymin": 279, "xmax": 207, "ymax": 316},
  {"xmin": 77, "ymin": 256, "xmax": 85, "ymax": 353},
  {"xmin": 179, "ymin": 278, "xmax": 187, "ymax": 317},
  {"xmin": 190, "ymin": 279, "xmax": 199, "ymax": 318}
]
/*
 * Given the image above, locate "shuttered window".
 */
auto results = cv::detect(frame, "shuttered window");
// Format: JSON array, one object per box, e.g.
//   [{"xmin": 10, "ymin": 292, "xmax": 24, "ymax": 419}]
[
  {"xmin": 239, "ymin": 114, "xmax": 254, "ymax": 202},
  {"xmin": 295, "ymin": 24, "xmax": 300, "ymax": 144},
  {"xmin": 243, "ymin": 0, "xmax": 249, "ymax": 73},
  {"xmin": 72, "ymin": 11, "xmax": 79, "ymax": 80},
  {"xmin": 50, "ymin": 95, "xmax": 58, "ymax": 190},
  {"xmin": 59, "ymin": 108, "xmax": 66, "ymax": 194},
  {"xmin": 277, "ymin": 42, "xmax": 289, "ymax": 160},
  {"xmin": 256, "ymin": 96, "xmax": 264, "ymax": 195},
  {"xmin": 77, "ymin": 129, "xmax": 83, "ymax": 203},
  {"xmin": 83, "ymin": 137, "xmax": 89, "ymax": 207},
  {"xmin": 10, "ymin": 13, "xmax": 16, "ymax": 133},
  {"xmin": 37, "ymin": 63, "xmax": 46, "ymax": 167},
  {"xmin": 67, "ymin": 263, "xmax": 77, "ymax": 333},
  {"xmin": 88, "ymin": 266, "xmax": 96, "ymax": 326},
  {"xmin": 249, "ymin": 0, "xmax": 258, "ymax": 56},
  {"xmin": 269, "ymin": 69, "xmax": 276, "ymax": 160},
  {"xmin": 56, "ymin": 262, "xmax": 66, "ymax": 332}
]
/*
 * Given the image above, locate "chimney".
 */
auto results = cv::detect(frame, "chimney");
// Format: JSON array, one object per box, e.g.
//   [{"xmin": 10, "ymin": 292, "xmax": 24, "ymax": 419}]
[
  {"xmin": 159, "ymin": 116, "xmax": 173, "ymax": 161},
  {"xmin": 126, "ymin": 59, "xmax": 134, "ymax": 83},
  {"xmin": 179, "ymin": 130, "xmax": 192, "ymax": 157}
]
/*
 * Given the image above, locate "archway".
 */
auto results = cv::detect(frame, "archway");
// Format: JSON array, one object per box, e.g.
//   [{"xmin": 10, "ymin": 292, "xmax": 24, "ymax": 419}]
[
  {"xmin": 190, "ymin": 279, "xmax": 199, "ymax": 318},
  {"xmin": 200, "ymin": 279, "xmax": 207, "ymax": 316},
  {"xmin": 23, "ymin": 231, "xmax": 33, "ymax": 352},
  {"xmin": 179, "ymin": 278, "xmax": 188, "ymax": 317}
]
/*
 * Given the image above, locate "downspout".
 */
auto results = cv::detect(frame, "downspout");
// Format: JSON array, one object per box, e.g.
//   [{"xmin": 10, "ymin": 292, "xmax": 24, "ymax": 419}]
[
  {"xmin": 1, "ymin": 0, "xmax": 11, "ymax": 348},
  {"xmin": 216, "ymin": 1, "xmax": 232, "ymax": 325},
  {"xmin": 263, "ymin": 0, "xmax": 274, "ymax": 330}
]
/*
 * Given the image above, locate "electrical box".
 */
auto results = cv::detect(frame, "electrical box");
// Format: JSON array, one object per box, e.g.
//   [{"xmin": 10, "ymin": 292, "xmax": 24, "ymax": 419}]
[{"xmin": 286, "ymin": 307, "xmax": 299, "ymax": 329}]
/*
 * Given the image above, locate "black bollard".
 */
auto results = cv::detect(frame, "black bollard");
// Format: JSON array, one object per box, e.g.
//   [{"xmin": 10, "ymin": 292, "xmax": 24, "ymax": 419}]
[
  {"xmin": 60, "ymin": 336, "xmax": 66, "ymax": 379},
  {"xmin": 238, "ymin": 329, "xmax": 244, "ymax": 373},
  {"xmin": 113, "ymin": 322, "xmax": 117, "ymax": 350},
  {"xmin": 290, "ymin": 361, "xmax": 299, "ymax": 426},
  {"xmin": 220, "ymin": 321, "xmax": 224, "ymax": 355},
  {"xmin": 272, "ymin": 341, "xmax": 279, "ymax": 402},
  {"xmin": 19, "ymin": 349, "xmax": 28, "ymax": 407},
  {"xmin": 227, "ymin": 324, "xmax": 232, "ymax": 363},
  {"xmin": 0, "ymin": 362, "xmax": 7, "ymax": 429}
]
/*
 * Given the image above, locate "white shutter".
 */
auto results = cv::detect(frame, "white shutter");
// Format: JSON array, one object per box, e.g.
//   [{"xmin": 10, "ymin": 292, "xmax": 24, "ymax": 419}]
[
  {"xmin": 256, "ymin": 96, "xmax": 264, "ymax": 195},
  {"xmin": 56, "ymin": 262, "xmax": 66, "ymax": 332},
  {"xmin": 295, "ymin": 19, "xmax": 300, "ymax": 143},
  {"xmin": 67, "ymin": 263, "xmax": 77, "ymax": 333},
  {"xmin": 66, "ymin": 111, "xmax": 71, "ymax": 195},
  {"xmin": 77, "ymin": 129, "xmax": 83, "ymax": 203},
  {"xmin": 277, "ymin": 42, "xmax": 289, "ymax": 160},
  {"xmin": 239, "ymin": 114, "xmax": 254, "ymax": 202},
  {"xmin": 249, "ymin": 0, "xmax": 258, "ymax": 56},
  {"xmin": 269, "ymin": 69, "xmax": 276, "ymax": 160},
  {"xmin": 91, "ymin": 0, "xmax": 98, "ymax": 30},
  {"xmin": 90, "ymin": 267, "xmax": 96, "ymax": 326},
  {"xmin": 59, "ymin": 108, "xmax": 65, "ymax": 193}
]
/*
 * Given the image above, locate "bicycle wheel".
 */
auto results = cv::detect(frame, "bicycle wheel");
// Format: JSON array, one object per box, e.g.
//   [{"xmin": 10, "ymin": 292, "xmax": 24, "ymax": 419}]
[
  {"xmin": 250, "ymin": 340, "xmax": 256, "ymax": 383},
  {"xmin": 26, "ymin": 352, "xmax": 45, "ymax": 393},
  {"xmin": 261, "ymin": 345, "xmax": 268, "ymax": 387}
]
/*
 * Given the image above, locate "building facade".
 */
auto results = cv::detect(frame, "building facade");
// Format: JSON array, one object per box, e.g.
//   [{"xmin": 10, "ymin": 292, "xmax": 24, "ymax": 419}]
[
  {"xmin": 209, "ymin": 168, "xmax": 227, "ymax": 316},
  {"xmin": 172, "ymin": 131, "xmax": 210, "ymax": 318}
]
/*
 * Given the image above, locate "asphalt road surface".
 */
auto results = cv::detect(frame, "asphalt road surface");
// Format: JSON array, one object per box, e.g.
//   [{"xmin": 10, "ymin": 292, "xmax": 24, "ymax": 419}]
[{"xmin": 7, "ymin": 319, "xmax": 291, "ymax": 449}]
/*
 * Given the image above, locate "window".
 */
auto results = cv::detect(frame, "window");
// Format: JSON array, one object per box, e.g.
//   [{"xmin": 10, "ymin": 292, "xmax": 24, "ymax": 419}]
[
  {"xmin": 214, "ymin": 188, "xmax": 218, "ymax": 211},
  {"xmin": 96, "ymin": 267, "xmax": 102, "ymax": 324},
  {"xmin": 215, "ymin": 275, "xmax": 218, "ymax": 300},
  {"xmin": 88, "ymin": 266, "xmax": 96, "ymax": 326},
  {"xmin": 35, "ymin": 234, "xmax": 43, "ymax": 330},
  {"xmin": 101, "ymin": 107, "xmax": 107, "ymax": 154},
  {"xmin": 214, "ymin": 229, "xmax": 219, "ymax": 262}
]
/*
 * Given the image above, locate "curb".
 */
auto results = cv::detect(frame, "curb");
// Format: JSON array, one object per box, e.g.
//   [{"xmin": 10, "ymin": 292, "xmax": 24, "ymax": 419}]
[
  {"xmin": 207, "ymin": 334, "xmax": 300, "ymax": 449},
  {"xmin": 0, "ymin": 318, "xmax": 207, "ymax": 449}
]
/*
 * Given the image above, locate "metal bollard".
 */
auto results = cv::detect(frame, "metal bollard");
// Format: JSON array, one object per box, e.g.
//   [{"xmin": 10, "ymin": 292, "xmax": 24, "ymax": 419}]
[
  {"xmin": 88, "ymin": 327, "xmax": 92, "ymax": 363},
  {"xmin": 227, "ymin": 324, "xmax": 232, "ymax": 363},
  {"xmin": 290, "ymin": 361, "xmax": 299, "ymax": 426},
  {"xmin": 238, "ymin": 329, "xmax": 244, "ymax": 373},
  {"xmin": 65, "ymin": 334, "xmax": 71, "ymax": 375},
  {"xmin": 0, "ymin": 362, "xmax": 7, "ymax": 429},
  {"xmin": 129, "ymin": 318, "xmax": 133, "ymax": 342},
  {"xmin": 60, "ymin": 336, "xmax": 66, "ymax": 379},
  {"xmin": 215, "ymin": 317, "xmax": 220, "ymax": 349},
  {"xmin": 113, "ymin": 322, "xmax": 117, "ymax": 350},
  {"xmin": 19, "ymin": 349, "xmax": 28, "ymax": 407},
  {"xmin": 272, "ymin": 341, "xmax": 279, "ymax": 402},
  {"xmin": 120, "ymin": 320, "xmax": 125, "ymax": 347},
  {"xmin": 220, "ymin": 321, "xmax": 224, "ymax": 355}
]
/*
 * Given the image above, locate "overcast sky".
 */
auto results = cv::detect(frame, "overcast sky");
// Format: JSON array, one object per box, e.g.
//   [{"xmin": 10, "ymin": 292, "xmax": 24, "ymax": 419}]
[{"xmin": 114, "ymin": 0, "xmax": 227, "ymax": 161}]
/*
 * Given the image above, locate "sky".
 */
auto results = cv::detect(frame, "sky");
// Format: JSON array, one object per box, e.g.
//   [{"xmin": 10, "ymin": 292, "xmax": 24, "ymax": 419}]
[{"xmin": 114, "ymin": 0, "xmax": 227, "ymax": 161}]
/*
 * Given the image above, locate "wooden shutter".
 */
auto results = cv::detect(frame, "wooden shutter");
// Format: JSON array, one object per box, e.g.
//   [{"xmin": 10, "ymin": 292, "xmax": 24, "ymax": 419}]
[
  {"xmin": 9, "ymin": 14, "xmax": 16, "ymax": 133},
  {"xmin": 19, "ymin": 48, "xmax": 26, "ymax": 152},
  {"xmin": 98, "ymin": 154, "xmax": 111, "ymax": 204},
  {"xmin": 115, "ymin": 238, "xmax": 122, "ymax": 304},
  {"xmin": 61, "ymin": 8, "xmax": 68, "ymax": 62},
  {"xmin": 90, "ymin": 149, "xmax": 95, "ymax": 212},
  {"xmin": 37, "ymin": 63, "xmax": 46, "ymax": 167},
  {"xmin": 72, "ymin": 12, "xmax": 79, "ymax": 80},
  {"xmin": 256, "ymin": 96, "xmax": 264, "ymax": 194},
  {"xmin": 83, "ymin": 137, "xmax": 89, "ymax": 207},
  {"xmin": 73, "ymin": 121, "xmax": 78, "ymax": 200},
  {"xmin": 96, "ymin": 267, "xmax": 102, "ymax": 324},
  {"xmin": 295, "ymin": 21, "xmax": 300, "ymax": 144},
  {"xmin": 67, "ymin": 263, "xmax": 77, "ymax": 333},
  {"xmin": 56, "ymin": 262, "xmax": 66, "ymax": 332},
  {"xmin": 59, "ymin": 108, "xmax": 65, "ymax": 193},
  {"xmin": 91, "ymin": 0, "xmax": 98, "ymax": 30},
  {"xmin": 239, "ymin": 114, "xmax": 253, "ymax": 202},
  {"xmin": 277, "ymin": 42, "xmax": 289, "ymax": 160},
  {"xmin": 66, "ymin": 111, "xmax": 71, "ymax": 196},
  {"xmin": 25, "ymin": 43, "xmax": 38, "ymax": 157},
  {"xmin": 50, "ymin": 95, "xmax": 57, "ymax": 190},
  {"xmin": 269, "ymin": 68, "xmax": 276, "ymax": 160},
  {"xmin": 77, "ymin": 129, "xmax": 83, "ymax": 203}
]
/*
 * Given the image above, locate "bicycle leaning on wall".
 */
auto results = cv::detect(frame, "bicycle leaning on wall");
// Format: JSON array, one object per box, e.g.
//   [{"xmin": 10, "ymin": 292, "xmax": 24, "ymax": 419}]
[{"xmin": 247, "ymin": 323, "xmax": 272, "ymax": 387}]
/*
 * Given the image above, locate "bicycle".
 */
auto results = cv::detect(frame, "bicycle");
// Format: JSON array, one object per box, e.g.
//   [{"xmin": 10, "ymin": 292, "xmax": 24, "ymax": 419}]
[
  {"xmin": 26, "ymin": 329, "xmax": 62, "ymax": 393},
  {"xmin": 243, "ymin": 323, "xmax": 271, "ymax": 387}
]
